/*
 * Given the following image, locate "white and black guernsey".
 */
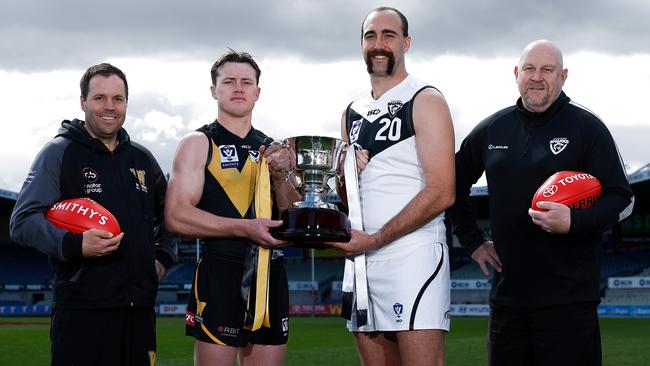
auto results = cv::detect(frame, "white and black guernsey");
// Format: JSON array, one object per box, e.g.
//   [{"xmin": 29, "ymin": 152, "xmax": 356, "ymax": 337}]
[{"xmin": 345, "ymin": 75, "xmax": 447, "ymax": 261}]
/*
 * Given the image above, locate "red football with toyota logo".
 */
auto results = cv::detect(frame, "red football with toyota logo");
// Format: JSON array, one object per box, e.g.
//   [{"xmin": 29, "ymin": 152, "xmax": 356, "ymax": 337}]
[
  {"xmin": 45, "ymin": 197, "xmax": 121, "ymax": 236},
  {"xmin": 531, "ymin": 171, "xmax": 602, "ymax": 211}
]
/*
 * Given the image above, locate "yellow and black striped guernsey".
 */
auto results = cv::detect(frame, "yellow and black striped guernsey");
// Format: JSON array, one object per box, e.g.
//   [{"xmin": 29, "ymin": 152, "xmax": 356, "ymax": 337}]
[{"xmin": 196, "ymin": 121, "xmax": 273, "ymax": 260}]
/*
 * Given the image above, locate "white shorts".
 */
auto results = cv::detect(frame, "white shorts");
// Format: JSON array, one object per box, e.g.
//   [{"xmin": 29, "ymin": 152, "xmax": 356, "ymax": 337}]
[{"xmin": 347, "ymin": 242, "xmax": 450, "ymax": 332}]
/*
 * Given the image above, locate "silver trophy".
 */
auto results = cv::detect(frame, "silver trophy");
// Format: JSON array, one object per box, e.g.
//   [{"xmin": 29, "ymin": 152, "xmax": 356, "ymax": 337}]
[{"xmin": 272, "ymin": 135, "xmax": 351, "ymax": 247}]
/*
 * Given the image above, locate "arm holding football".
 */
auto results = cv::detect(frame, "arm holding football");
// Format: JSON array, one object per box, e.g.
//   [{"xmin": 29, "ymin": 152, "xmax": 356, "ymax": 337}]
[
  {"xmin": 528, "ymin": 202, "xmax": 571, "ymax": 234},
  {"xmin": 570, "ymin": 127, "xmax": 634, "ymax": 234},
  {"xmin": 81, "ymin": 229, "xmax": 124, "ymax": 257},
  {"xmin": 9, "ymin": 139, "xmax": 75, "ymax": 260}
]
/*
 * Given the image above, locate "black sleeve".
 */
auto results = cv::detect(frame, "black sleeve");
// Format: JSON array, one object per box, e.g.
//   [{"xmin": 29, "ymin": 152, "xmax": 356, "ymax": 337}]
[
  {"xmin": 149, "ymin": 155, "xmax": 178, "ymax": 270},
  {"xmin": 9, "ymin": 138, "xmax": 81, "ymax": 260},
  {"xmin": 446, "ymin": 123, "xmax": 489, "ymax": 255},
  {"xmin": 569, "ymin": 120, "xmax": 634, "ymax": 234}
]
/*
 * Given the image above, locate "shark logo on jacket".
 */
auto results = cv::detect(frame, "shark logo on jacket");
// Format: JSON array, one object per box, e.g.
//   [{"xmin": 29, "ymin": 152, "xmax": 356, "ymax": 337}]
[
  {"xmin": 130, "ymin": 168, "xmax": 148, "ymax": 193},
  {"xmin": 549, "ymin": 138, "xmax": 569, "ymax": 155},
  {"xmin": 387, "ymin": 100, "xmax": 404, "ymax": 117}
]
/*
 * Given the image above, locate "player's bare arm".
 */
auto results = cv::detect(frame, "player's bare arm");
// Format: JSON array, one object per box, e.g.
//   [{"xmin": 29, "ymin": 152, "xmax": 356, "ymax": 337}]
[{"xmin": 165, "ymin": 132, "xmax": 285, "ymax": 247}]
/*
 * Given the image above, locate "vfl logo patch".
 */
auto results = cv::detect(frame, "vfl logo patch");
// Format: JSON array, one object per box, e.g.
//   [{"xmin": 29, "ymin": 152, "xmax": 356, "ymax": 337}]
[
  {"xmin": 248, "ymin": 150, "xmax": 261, "ymax": 163},
  {"xmin": 349, "ymin": 119, "xmax": 363, "ymax": 143},
  {"xmin": 219, "ymin": 145, "xmax": 239, "ymax": 168},
  {"xmin": 393, "ymin": 302, "xmax": 404, "ymax": 323},
  {"xmin": 549, "ymin": 138, "xmax": 569, "ymax": 155},
  {"xmin": 387, "ymin": 100, "xmax": 404, "ymax": 117},
  {"xmin": 282, "ymin": 317, "xmax": 289, "ymax": 332}
]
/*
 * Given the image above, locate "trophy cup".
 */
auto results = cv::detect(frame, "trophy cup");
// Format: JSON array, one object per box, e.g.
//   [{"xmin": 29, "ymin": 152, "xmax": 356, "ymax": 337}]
[{"xmin": 272, "ymin": 135, "xmax": 351, "ymax": 248}]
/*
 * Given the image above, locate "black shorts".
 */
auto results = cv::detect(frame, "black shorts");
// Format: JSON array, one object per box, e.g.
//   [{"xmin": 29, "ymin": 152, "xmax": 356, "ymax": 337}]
[
  {"xmin": 51, "ymin": 307, "xmax": 156, "ymax": 366},
  {"xmin": 185, "ymin": 256, "xmax": 289, "ymax": 347},
  {"xmin": 488, "ymin": 302, "xmax": 601, "ymax": 366}
]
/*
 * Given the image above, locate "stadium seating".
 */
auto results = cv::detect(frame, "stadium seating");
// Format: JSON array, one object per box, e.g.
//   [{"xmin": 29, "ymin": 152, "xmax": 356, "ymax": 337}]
[{"xmin": 0, "ymin": 245, "xmax": 51, "ymax": 285}]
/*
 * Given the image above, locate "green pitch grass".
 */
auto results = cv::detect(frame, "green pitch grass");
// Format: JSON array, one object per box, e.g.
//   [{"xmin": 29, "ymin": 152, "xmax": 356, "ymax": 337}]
[{"xmin": 0, "ymin": 316, "xmax": 648, "ymax": 365}]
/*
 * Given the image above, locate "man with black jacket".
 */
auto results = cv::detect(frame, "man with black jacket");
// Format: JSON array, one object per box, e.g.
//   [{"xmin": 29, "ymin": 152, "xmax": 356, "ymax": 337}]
[
  {"xmin": 10, "ymin": 63, "xmax": 178, "ymax": 366},
  {"xmin": 448, "ymin": 40, "xmax": 634, "ymax": 366}
]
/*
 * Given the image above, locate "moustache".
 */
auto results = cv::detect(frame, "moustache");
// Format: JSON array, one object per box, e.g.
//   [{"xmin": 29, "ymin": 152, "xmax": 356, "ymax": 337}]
[{"xmin": 365, "ymin": 49, "xmax": 395, "ymax": 75}]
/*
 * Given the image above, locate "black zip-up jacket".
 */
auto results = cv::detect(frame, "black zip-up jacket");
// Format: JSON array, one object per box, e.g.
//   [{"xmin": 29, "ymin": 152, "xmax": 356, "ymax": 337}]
[
  {"xmin": 10, "ymin": 119, "xmax": 178, "ymax": 309},
  {"xmin": 448, "ymin": 92, "xmax": 634, "ymax": 309}
]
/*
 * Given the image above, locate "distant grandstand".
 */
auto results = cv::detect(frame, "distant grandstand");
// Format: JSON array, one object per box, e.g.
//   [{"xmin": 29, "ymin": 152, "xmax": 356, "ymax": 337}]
[{"xmin": 2, "ymin": 164, "xmax": 650, "ymax": 317}]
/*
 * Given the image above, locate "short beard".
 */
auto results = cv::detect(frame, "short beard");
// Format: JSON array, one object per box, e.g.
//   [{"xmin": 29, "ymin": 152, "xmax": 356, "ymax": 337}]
[
  {"xmin": 365, "ymin": 49, "xmax": 395, "ymax": 75},
  {"xmin": 522, "ymin": 94, "xmax": 550, "ymax": 111}
]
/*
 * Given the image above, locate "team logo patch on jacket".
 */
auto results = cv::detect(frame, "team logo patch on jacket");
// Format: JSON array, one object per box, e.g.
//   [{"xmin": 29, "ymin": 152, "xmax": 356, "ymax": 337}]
[
  {"xmin": 130, "ymin": 168, "xmax": 148, "ymax": 193},
  {"xmin": 549, "ymin": 138, "xmax": 569, "ymax": 155}
]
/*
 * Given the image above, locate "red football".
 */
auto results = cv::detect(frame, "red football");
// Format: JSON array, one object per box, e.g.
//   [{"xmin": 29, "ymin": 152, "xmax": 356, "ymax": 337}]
[
  {"xmin": 45, "ymin": 197, "xmax": 121, "ymax": 236},
  {"xmin": 531, "ymin": 171, "xmax": 602, "ymax": 211}
]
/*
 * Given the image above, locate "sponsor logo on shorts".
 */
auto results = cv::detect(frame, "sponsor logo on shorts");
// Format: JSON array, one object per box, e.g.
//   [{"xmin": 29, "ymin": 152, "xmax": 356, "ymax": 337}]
[
  {"xmin": 217, "ymin": 325, "xmax": 241, "ymax": 338},
  {"xmin": 444, "ymin": 310, "xmax": 451, "ymax": 319},
  {"xmin": 282, "ymin": 317, "xmax": 289, "ymax": 332},
  {"xmin": 185, "ymin": 312, "xmax": 195, "ymax": 327},
  {"xmin": 393, "ymin": 302, "xmax": 404, "ymax": 323}
]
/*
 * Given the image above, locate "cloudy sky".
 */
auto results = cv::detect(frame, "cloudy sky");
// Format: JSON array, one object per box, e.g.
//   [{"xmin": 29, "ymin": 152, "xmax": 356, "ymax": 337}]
[{"xmin": 1, "ymin": 0, "xmax": 649, "ymax": 192}]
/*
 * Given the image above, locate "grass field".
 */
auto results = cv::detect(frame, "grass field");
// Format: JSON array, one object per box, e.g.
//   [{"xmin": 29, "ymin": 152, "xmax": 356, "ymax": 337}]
[{"xmin": 0, "ymin": 316, "xmax": 648, "ymax": 365}]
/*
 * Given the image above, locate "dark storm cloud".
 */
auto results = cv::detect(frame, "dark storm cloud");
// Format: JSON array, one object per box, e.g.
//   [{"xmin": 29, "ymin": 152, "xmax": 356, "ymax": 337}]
[{"xmin": 2, "ymin": 0, "xmax": 649, "ymax": 71}]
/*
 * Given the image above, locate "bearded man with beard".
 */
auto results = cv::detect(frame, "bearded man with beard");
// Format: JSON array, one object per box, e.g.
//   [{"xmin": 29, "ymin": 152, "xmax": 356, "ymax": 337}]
[
  {"xmin": 330, "ymin": 7, "xmax": 456, "ymax": 366},
  {"xmin": 447, "ymin": 40, "xmax": 634, "ymax": 366}
]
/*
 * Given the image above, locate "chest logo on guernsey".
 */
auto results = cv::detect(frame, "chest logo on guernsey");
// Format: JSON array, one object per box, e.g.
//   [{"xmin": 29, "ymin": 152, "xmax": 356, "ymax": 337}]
[
  {"xmin": 349, "ymin": 119, "xmax": 363, "ymax": 143},
  {"xmin": 219, "ymin": 145, "xmax": 239, "ymax": 168},
  {"xmin": 388, "ymin": 100, "xmax": 404, "ymax": 117},
  {"xmin": 549, "ymin": 138, "xmax": 569, "ymax": 155}
]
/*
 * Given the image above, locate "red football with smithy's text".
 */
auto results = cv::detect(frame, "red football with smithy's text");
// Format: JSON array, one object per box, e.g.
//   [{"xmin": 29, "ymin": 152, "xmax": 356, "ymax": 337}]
[
  {"xmin": 45, "ymin": 197, "xmax": 121, "ymax": 236},
  {"xmin": 531, "ymin": 171, "xmax": 602, "ymax": 211}
]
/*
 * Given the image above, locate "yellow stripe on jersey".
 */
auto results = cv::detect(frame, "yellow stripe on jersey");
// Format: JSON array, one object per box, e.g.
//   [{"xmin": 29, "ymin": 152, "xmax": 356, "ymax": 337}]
[{"xmin": 207, "ymin": 140, "xmax": 258, "ymax": 217}]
